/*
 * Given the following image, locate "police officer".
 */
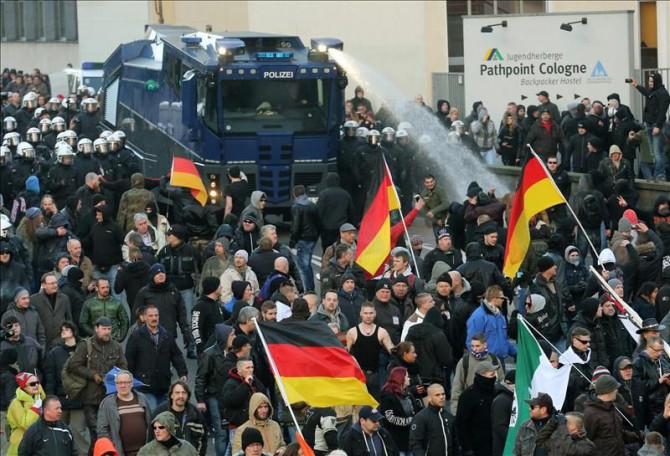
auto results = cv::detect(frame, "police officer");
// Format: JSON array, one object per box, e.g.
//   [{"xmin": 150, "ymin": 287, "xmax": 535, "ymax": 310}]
[
  {"xmin": 11, "ymin": 142, "xmax": 40, "ymax": 196},
  {"xmin": 0, "ymin": 145, "xmax": 13, "ymax": 208},
  {"xmin": 46, "ymin": 143, "xmax": 78, "ymax": 209},
  {"xmin": 353, "ymin": 130, "xmax": 386, "ymax": 221},
  {"xmin": 73, "ymin": 138, "xmax": 100, "ymax": 187},
  {"xmin": 2, "ymin": 116, "xmax": 17, "ymax": 136},
  {"xmin": 26, "ymin": 126, "xmax": 54, "ymax": 179},
  {"xmin": 108, "ymin": 131, "xmax": 139, "ymax": 179},
  {"xmin": 73, "ymin": 98, "xmax": 101, "ymax": 140},
  {"xmin": 14, "ymin": 92, "xmax": 39, "ymax": 137},
  {"xmin": 45, "ymin": 97, "xmax": 61, "ymax": 118}
]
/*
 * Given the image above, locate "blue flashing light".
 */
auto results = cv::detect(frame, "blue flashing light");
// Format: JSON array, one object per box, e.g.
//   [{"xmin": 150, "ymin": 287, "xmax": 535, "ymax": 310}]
[
  {"xmin": 255, "ymin": 52, "xmax": 294, "ymax": 61},
  {"xmin": 181, "ymin": 35, "xmax": 202, "ymax": 46}
]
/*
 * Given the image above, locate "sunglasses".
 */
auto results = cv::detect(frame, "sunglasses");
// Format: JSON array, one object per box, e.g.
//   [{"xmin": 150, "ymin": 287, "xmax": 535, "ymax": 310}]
[
  {"xmin": 547, "ymin": 161, "xmax": 558, "ymax": 164},
  {"xmin": 153, "ymin": 425, "xmax": 166, "ymax": 430},
  {"xmin": 27, "ymin": 381, "xmax": 40, "ymax": 387},
  {"xmin": 576, "ymin": 338, "xmax": 591, "ymax": 345},
  {"xmin": 243, "ymin": 220, "xmax": 254, "ymax": 223}
]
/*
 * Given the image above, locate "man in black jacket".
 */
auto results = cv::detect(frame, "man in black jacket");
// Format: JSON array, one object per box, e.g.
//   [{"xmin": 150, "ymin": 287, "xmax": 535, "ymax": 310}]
[
  {"xmin": 220, "ymin": 357, "xmax": 266, "ymax": 448},
  {"xmin": 86, "ymin": 204, "xmax": 124, "ymax": 288},
  {"xmin": 17, "ymin": 395, "xmax": 76, "ymax": 456},
  {"xmin": 125, "ymin": 304, "xmax": 188, "ymax": 413},
  {"xmin": 339, "ymin": 405, "xmax": 400, "ymax": 456},
  {"xmin": 632, "ymin": 336, "xmax": 670, "ymax": 425},
  {"xmin": 630, "ymin": 72, "xmax": 670, "ymax": 181},
  {"xmin": 43, "ymin": 321, "xmax": 88, "ymax": 456},
  {"xmin": 153, "ymin": 380, "xmax": 208, "ymax": 456},
  {"xmin": 316, "ymin": 172, "xmax": 354, "ymax": 249},
  {"xmin": 421, "ymin": 229, "xmax": 463, "ymax": 279},
  {"xmin": 195, "ymin": 323, "xmax": 234, "ymax": 456},
  {"xmin": 191, "ymin": 276, "xmax": 225, "ymax": 355},
  {"xmin": 455, "ymin": 361, "xmax": 497, "ymax": 456},
  {"xmin": 409, "ymin": 384, "xmax": 454, "ymax": 456},
  {"xmin": 289, "ymin": 185, "xmax": 320, "ymax": 292},
  {"xmin": 156, "ymin": 223, "xmax": 200, "ymax": 358},
  {"xmin": 133, "ymin": 263, "xmax": 188, "ymax": 342}
]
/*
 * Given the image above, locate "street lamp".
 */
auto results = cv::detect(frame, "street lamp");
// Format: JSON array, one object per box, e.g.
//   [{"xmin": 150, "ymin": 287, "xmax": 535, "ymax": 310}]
[
  {"xmin": 481, "ymin": 21, "xmax": 508, "ymax": 33},
  {"xmin": 560, "ymin": 17, "xmax": 587, "ymax": 32}
]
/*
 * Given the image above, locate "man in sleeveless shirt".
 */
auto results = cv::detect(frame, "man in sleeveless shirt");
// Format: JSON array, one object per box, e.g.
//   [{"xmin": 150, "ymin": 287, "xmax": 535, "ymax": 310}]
[{"xmin": 346, "ymin": 301, "xmax": 394, "ymax": 401}]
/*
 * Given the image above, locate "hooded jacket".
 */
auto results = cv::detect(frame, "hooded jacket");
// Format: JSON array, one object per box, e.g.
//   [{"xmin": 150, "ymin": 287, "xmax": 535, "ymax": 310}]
[
  {"xmin": 339, "ymin": 421, "xmax": 400, "ymax": 456},
  {"xmin": 612, "ymin": 356, "xmax": 647, "ymax": 432},
  {"xmin": 456, "ymin": 243, "xmax": 506, "ymax": 290},
  {"xmin": 405, "ymin": 307, "xmax": 453, "ymax": 384},
  {"xmin": 2, "ymin": 302, "xmax": 46, "ymax": 348},
  {"xmin": 455, "ymin": 374, "xmax": 497, "ymax": 456},
  {"xmin": 636, "ymin": 73, "xmax": 670, "ymax": 128},
  {"xmin": 316, "ymin": 173, "xmax": 355, "ymax": 231},
  {"xmin": 491, "ymin": 382, "xmax": 514, "ymax": 456},
  {"xmin": 116, "ymin": 173, "xmax": 155, "ymax": 232},
  {"xmin": 569, "ymin": 299, "xmax": 609, "ymax": 368},
  {"xmin": 466, "ymin": 301, "xmax": 516, "ymax": 360},
  {"xmin": 195, "ymin": 324, "xmax": 233, "ymax": 402},
  {"xmin": 137, "ymin": 411, "xmax": 198, "ymax": 456},
  {"xmin": 239, "ymin": 191, "xmax": 266, "ymax": 229},
  {"xmin": 153, "ymin": 400, "xmax": 208, "ymax": 456},
  {"xmin": 583, "ymin": 391, "xmax": 641, "ymax": 455},
  {"xmin": 7, "ymin": 384, "xmax": 46, "ymax": 455},
  {"xmin": 220, "ymin": 367, "xmax": 266, "ymax": 427},
  {"xmin": 632, "ymin": 350, "xmax": 670, "ymax": 423},
  {"xmin": 87, "ymin": 204, "xmax": 124, "ymax": 268},
  {"xmin": 232, "ymin": 392, "xmax": 285, "ymax": 454},
  {"xmin": 133, "ymin": 278, "xmax": 187, "ymax": 339},
  {"xmin": 114, "ymin": 259, "xmax": 150, "ymax": 308},
  {"xmin": 470, "ymin": 109, "xmax": 497, "ymax": 150}
]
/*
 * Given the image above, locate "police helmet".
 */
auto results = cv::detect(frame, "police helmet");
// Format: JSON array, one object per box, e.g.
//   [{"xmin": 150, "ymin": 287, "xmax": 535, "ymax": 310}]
[
  {"xmin": 82, "ymin": 98, "xmax": 98, "ymax": 114},
  {"xmin": 51, "ymin": 116, "xmax": 66, "ymax": 133},
  {"xmin": 77, "ymin": 85, "xmax": 88, "ymax": 97},
  {"xmin": 2, "ymin": 116, "xmax": 16, "ymax": 133},
  {"xmin": 62, "ymin": 130, "xmax": 78, "ymax": 147},
  {"xmin": 343, "ymin": 120, "xmax": 358, "ymax": 138},
  {"xmin": 108, "ymin": 133, "xmax": 122, "ymax": 152},
  {"xmin": 93, "ymin": 138, "xmax": 109, "ymax": 154},
  {"xmin": 56, "ymin": 132, "xmax": 66, "ymax": 144},
  {"xmin": 100, "ymin": 131, "xmax": 113, "ymax": 140},
  {"xmin": 47, "ymin": 97, "xmax": 61, "ymax": 111},
  {"xmin": 3, "ymin": 132, "xmax": 20, "ymax": 147},
  {"xmin": 34, "ymin": 107, "xmax": 46, "ymax": 119},
  {"xmin": 447, "ymin": 131, "xmax": 461, "ymax": 145},
  {"xmin": 451, "ymin": 120, "xmax": 465, "ymax": 135},
  {"xmin": 77, "ymin": 138, "xmax": 93, "ymax": 154},
  {"xmin": 0, "ymin": 145, "xmax": 11, "ymax": 165},
  {"xmin": 113, "ymin": 130, "xmax": 126, "ymax": 147},
  {"xmin": 55, "ymin": 143, "xmax": 75, "ymax": 165},
  {"xmin": 22, "ymin": 92, "xmax": 38, "ymax": 109},
  {"xmin": 397, "ymin": 121, "xmax": 414, "ymax": 135},
  {"xmin": 366, "ymin": 129, "xmax": 381, "ymax": 146},
  {"xmin": 26, "ymin": 127, "xmax": 41, "ymax": 144},
  {"xmin": 419, "ymin": 135, "xmax": 432, "ymax": 145},
  {"xmin": 16, "ymin": 142, "xmax": 36, "ymax": 159},
  {"xmin": 0, "ymin": 214, "xmax": 11, "ymax": 235},
  {"xmin": 39, "ymin": 118, "xmax": 52, "ymax": 134},
  {"xmin": 381, "ymin": 127, "xmax": 395, "ymax": 143},
  {"xmin": 121, "ymin": 118, "xmax": 136, "ymax": 133},
  {"xmin": 355, "ymin": 127, "xmax": 369, "ymax": 138}
]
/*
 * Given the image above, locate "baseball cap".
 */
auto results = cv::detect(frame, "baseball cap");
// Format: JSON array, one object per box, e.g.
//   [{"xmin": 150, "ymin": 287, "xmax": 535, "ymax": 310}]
[
  {"xmin": 359, "ymin": 405, "xmax": 383, "ymax": 421},
  {"xmin": 525, "ymin": 392, "xmax": 553, "ymax": 409},
  {"xmin": 536, "ymin": 90, "xmax": 549, "ymax": 98}
]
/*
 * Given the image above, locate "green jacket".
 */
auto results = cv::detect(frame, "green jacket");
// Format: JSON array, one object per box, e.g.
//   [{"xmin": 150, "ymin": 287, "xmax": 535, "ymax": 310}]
[
  {"xmin": 79, "ymin": 295, "xmax": 129, "ymax": 342},
  {"xmin": 420, "ymin": 184, "xmax": 450, "ymax": 221}
]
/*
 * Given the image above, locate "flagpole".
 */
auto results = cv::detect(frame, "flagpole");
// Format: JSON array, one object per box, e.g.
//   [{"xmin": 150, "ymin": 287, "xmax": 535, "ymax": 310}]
[
  {"xmin": 252, "ymin": 318, "xmax": 315, "ymax": 455},
  {"xmin": 587, "ymin": 265, "xmax": 644, "ymax": 327},
  {"xmin": 526, "ymin": 145, "xmax": 601, "ymax": 264},
  {"xmin": 519, "ymin": 315, "xmax": 635, "ymax": 427},
  {"xmin": 382, "ymin": 155, "xmax": 421, "ymax": 278}
]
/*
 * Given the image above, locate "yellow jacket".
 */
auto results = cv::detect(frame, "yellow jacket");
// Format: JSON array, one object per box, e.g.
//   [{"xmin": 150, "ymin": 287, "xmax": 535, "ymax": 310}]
[{"xmin": 6, "ymin": 385, "xmax": 46, "ymax": 456}]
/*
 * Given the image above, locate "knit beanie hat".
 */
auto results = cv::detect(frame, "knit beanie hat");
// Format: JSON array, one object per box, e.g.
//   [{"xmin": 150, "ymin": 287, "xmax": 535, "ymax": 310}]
[
  {"xmin": 235, "ymin": 250, "xmax": 249, "ymax": 261},
  {"xmin": 536, "ymin": 256, "xmax": 555, "ymax": 273},
  {"xmin": 592, "ymin": 366, "xmax": 611, "ymax": 382},
  {"xmin": 67, "ymin": 266, "xmax": 85, "ymax": 283},
  {"xmin": 13, "ymin": 287, "xmax": 29, "ymax": 302},
  {"xmin": 149, "ymin": 263, "xmax": 166, "ymax": 280},
  {"xmin": 231, "ymin": 280, "xmax": 250, "ymax": 299},
  {"xmin": 201, "ymin": 276, "xmax": 220, "ymax": 296},
  {"xmin": 436, "ymin": 273, "xmax": 452, "ymax": 286},
  {"xmin": 241, "ymin": 428, "xmax": 264, "ymax": 450}
]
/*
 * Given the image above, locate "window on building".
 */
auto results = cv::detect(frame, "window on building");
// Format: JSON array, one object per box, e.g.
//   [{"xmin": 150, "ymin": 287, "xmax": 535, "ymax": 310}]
[
  {"xmin": 447, "ymin": 0, "xmax": 546, "ymax": 72},
  {"xmin": 1, "ymin": 0, "xmax": 78, "ymax": 42}
]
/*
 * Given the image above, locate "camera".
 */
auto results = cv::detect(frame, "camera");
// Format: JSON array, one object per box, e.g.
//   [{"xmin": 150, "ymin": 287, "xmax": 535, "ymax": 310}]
[
  {"xmin": 625, "ymin": 78, "xmax": 633, "ymax": 83},
  {"xmin": 1, "ymin": 327, "xmax": 15, "ymax": 340}
]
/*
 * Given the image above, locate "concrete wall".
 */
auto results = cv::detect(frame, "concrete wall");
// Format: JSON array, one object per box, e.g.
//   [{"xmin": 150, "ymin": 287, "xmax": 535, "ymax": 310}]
[{"xmin": 0, "ymin": 1, "xmax": 150, "ymax": 78}]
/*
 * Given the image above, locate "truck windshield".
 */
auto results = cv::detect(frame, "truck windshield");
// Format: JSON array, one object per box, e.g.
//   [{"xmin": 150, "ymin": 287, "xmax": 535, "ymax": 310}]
[{"xmin": 221, "ymin": 79, "xmax": 331, "ymax": 134}]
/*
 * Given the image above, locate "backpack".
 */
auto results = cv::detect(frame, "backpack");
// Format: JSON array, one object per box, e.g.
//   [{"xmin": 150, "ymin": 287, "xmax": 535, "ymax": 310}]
[
  {"xmin": 61, "ymin": 338, "xmax": 93, "ymax": 399},
  {"xmin": 462, "ymin": 352, "xmax": 500, "ymax": 380}
]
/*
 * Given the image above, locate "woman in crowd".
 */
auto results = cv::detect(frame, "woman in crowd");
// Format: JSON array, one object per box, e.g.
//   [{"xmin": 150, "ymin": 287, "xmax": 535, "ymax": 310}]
[
  {"xmin": 379, "ymin": 366, "xmax": 418, "ymax": 456},
  {"xmin": 6, "ymin": 372, "xmax": 45, "ymax": 455}
]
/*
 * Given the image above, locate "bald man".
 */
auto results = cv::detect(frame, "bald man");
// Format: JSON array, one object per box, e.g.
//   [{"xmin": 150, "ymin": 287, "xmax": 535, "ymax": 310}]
[{"xmin": 410, "ymin": 384, "xmax": 453, "ymax": 456}]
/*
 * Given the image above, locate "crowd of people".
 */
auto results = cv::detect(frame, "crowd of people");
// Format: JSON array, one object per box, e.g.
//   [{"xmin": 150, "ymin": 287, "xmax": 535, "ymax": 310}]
[{"xmin": 0, "ymin": 63, "xmax": 669, "ymax": 456}]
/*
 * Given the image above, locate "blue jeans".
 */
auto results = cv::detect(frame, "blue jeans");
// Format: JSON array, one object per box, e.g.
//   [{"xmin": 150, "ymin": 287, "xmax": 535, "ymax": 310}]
[
  {"xmin": 207, "ymin": 397, "xmax": 228, "ymax": 456},
  {"xmin": 296, "ymin": 240, "xmax": 316, "ymax": 292},
  {"xmin": 646, "ymin": 123, "xmax": 667, "ymax": 179}
]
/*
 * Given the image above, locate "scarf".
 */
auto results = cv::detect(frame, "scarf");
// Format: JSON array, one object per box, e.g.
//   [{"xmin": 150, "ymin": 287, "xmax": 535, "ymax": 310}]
[{"xmin": 484, "ymin": 301, "xmax": 501, "ymax": 316}]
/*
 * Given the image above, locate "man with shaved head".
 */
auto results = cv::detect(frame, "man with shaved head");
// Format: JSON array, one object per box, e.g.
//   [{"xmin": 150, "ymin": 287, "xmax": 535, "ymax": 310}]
[
  {"xmin": 259, "ymin": 256, "xmax": 297, "ymax": 301},
  {"xmin": 410, "ymin": 384, "xmax": 453, "ymax": 455}
]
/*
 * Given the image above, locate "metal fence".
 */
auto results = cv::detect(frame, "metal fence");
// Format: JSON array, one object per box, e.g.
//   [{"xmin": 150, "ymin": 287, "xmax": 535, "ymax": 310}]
[{"xmin": 432, "ymin": 67, "xmax": 670, "ymax": 122}]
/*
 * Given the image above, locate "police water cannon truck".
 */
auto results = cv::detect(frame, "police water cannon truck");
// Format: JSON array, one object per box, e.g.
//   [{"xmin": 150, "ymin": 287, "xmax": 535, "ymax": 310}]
[{"xmin": 100, "ymin": 25, "xmax": 347, "ymax": 206}]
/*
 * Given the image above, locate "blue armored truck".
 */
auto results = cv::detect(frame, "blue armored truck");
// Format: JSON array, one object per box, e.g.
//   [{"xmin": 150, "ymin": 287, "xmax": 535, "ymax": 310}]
[{"xmin": 100, "ymin": 25, "xmax": 347, "ymax": 206}]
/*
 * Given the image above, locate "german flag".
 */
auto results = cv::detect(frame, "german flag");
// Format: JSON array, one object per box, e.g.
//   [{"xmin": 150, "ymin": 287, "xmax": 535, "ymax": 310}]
[
  {"xmin": 170, "ymin": 156, "xmax": 207, "ymax": 206},
  {"xmin": 256, "ymin": 321, "xmax": 378, "ymax": 407},
  {"xmin": 503, "ymin": 156, "xmax": 566, "ymax": 278},
  {"xmin": 354, "ymin": 155, "xmax": 400, "ymax": 275}
]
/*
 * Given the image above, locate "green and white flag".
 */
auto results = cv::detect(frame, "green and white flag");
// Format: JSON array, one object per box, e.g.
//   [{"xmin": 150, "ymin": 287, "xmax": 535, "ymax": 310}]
[{"xmin": 503, "ymin": 315, "xmax": 571, "ymax": 454}]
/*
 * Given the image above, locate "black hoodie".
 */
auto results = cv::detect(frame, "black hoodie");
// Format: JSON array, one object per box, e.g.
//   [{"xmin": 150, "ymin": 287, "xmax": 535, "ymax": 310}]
[
  {"xmin": 87, "ymin": 204, "xmax": 124, "ymax": 267},
  {"xmin": 636, "ymin": 72, "xmax": 670, "ymax": 128},
  {"xmin": 405, "ymin": 307, "xmax": 453, "ymax": 385}
]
